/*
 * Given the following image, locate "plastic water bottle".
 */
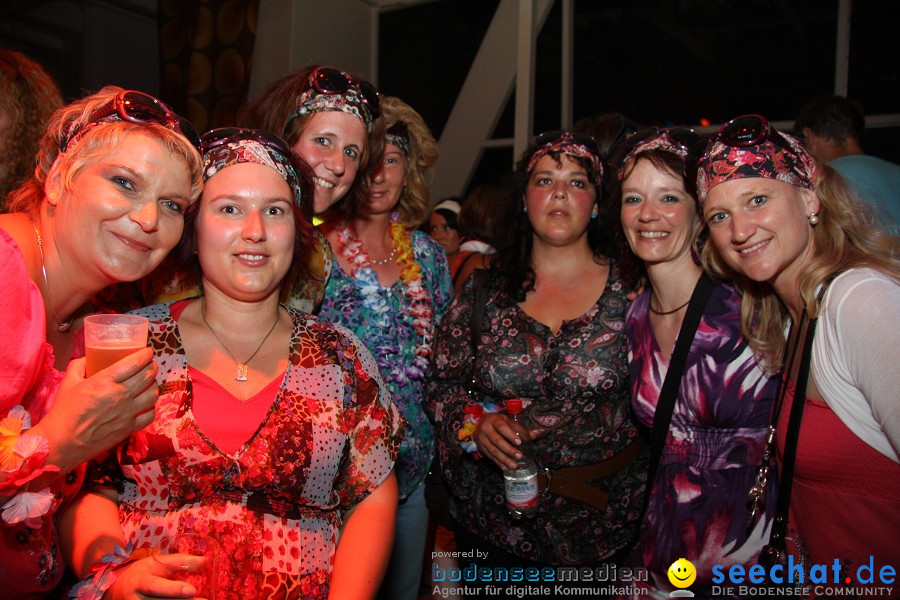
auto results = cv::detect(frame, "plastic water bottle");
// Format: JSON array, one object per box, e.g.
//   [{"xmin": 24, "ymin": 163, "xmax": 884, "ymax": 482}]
[{"xmin": 503, "ymin": 399, "xmax": 538, "ymax": 519}]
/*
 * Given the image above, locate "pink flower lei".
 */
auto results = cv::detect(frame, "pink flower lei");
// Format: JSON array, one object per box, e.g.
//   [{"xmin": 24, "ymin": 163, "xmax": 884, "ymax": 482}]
[{"xmin": 335, "ymin": 213, "xmax": 435, "ymax": 365}]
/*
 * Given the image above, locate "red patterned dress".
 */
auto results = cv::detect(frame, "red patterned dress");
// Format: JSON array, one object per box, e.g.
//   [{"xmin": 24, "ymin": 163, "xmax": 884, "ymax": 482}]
[{"xmin": 88, "ymin": 301, "xmax": 403, "ymax": 599}]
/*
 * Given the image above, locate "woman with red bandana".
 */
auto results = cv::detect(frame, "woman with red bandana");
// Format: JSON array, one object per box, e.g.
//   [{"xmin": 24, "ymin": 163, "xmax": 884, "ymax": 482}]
[
  {"xmin": 611, "ymin": 127, "xmax": 779, "ymax": 598},
  {"xmin": 695, "ymin": 115, "xmax": 899, "ymax": 589},
  {"xmin": 427, "ymin": 131, "xmax": 646, "ymax": 596}
]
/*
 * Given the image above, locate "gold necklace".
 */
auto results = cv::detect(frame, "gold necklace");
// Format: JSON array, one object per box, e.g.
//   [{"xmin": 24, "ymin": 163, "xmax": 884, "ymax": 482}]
[
  {"xmin": 200, "ymin": 299, "xmax": 280, "ymax": 381},
  {"xmin": 32, "ymin": 224, "xmax": 73, "ymax": 333}
]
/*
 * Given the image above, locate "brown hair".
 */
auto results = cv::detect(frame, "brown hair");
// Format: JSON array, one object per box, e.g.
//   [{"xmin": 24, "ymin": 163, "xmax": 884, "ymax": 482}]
[
  {"xmin": 237, "ymin": 64, "xmax": 385, "ymax": 221},
  {"xmin": 0, "ymin": 48, "xmax": 63, "ymax": 206}
]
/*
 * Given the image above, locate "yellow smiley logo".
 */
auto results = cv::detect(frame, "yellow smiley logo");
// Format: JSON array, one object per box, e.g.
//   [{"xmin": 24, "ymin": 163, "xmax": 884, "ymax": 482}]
[{"xmin": 667, "ymin": 558, "xmax": 697, "ymax": 589}]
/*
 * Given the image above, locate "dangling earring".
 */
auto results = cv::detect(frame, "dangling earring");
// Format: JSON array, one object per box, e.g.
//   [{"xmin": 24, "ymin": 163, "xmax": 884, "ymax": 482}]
[
  {"xmin": 48, "ymin": 191, "xmax": 59, "ymax": 206},
  {"xmin": 808, "ymin": 212, "xmax": 819, "ymax": 226}
]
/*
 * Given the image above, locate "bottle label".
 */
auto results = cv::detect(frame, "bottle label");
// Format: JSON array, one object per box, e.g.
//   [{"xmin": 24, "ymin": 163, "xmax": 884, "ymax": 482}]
[{"xmin": 505, "ymin": 476, "xmax": 539, "ymax": 508}]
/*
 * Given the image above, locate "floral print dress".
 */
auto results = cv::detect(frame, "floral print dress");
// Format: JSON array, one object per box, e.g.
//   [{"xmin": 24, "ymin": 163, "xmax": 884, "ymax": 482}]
[
  {"xmin": 319, "ymin": 230, "xmax": 452, "ymax": 499},
  {"xmin": 88, "ymin": 302, "xmax": 403, "ymax": 600},
  {"xmin": 426, "ymin": 264, "xmax": 647, "ymax": 565},
  {"xmin": 625, "ymin": 282, "xmax": 779, "ymax": 598}
]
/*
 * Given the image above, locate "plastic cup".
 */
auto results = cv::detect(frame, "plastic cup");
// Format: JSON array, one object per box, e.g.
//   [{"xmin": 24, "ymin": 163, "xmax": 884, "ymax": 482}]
[
  {"xmin": 83, "ymin": 314, "xmax": 149, "ymax": 377},
  {"xmin": 152, "ymin": 533, "xmax": 220, "ymax": 599}
]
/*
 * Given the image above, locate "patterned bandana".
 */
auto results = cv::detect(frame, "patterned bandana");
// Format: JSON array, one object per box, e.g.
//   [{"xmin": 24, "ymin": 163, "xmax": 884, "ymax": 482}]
[
  {"xmin": 526, "ymin": 133, "xmax": 604, "ymax": 181},
  {"xmin": 202, "ymin": 139, "xmax": 304, "ymax": 209},
  {"xmin": 695, "ymin": 132, "xmax": 816, "ymax": 203},
  {"xmin": 290, "ymin": 88, "xmax": 373, "ymax": 130},
  {"xmin": 385, "ymin": 121, "xmax": 410, "ymax": 157}
]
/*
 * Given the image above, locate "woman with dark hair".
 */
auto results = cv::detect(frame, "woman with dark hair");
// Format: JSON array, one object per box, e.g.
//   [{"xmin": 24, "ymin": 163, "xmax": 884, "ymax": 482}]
[
  {"xmin": 426, "ymin": 131, "xmax": 646, "ymax": 586},
  {"xmin": 237, "ymin": 64, "xmax": 384, "ymax": 313},
  {"xmin": 0, "ymin": 85, "xmax": 202, "ymax": 597},
  {"xmin": 61, "ymin": 128, "xmax": 402, "ymax": 599},
  {"xmin": 697, "ymin": 115, "xmax": 899, "ymax": 586},
  {"xmin": 319, "ymin": 96, "xmax": 451, "ymax": 599},
  {"xmin": 612, "ymin": 128, "xmax": 778, "ymax": 597}
]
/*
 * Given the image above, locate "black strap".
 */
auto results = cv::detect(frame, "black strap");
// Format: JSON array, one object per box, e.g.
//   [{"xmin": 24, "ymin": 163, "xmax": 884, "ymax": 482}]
[
  {"xmin": 760, "ymin": 310, "xmax": 819, "ymax": 565},
  {"xmin": 452, "ymin": 252, "xmax": 480, "ymax": 287},
  {"xmin": 467, "ymin": 269, "xmax": 491, "ymax": 398},
  {"xmin": 644, "ymin": 273, "xmax": 716, "ymax": 508}
]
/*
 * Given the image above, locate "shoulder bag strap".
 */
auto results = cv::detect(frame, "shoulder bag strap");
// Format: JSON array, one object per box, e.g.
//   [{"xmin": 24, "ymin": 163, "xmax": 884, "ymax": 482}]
[
  {"xmin": 760, "ymin": 278, "xmax": 832, "ymax": 566},
  {"xmin": 643, "ymin": 273, "xmax": 716, "ymax": 509},
  {"xmin": 466, "ymin": 269, "xmax": 491, "ymax": 398}
]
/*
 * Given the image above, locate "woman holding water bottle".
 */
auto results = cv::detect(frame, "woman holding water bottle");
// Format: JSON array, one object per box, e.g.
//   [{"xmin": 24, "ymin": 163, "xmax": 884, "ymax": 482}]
[
  {"xmin": 426, "ymin": 131, "xmax": 646, "ymax": 588},
  {"xmin": 61, "ymin": 128, "xmax": 403, "ymax": 599},
  {"xmin": 0, "ymin": 85, "xmax": 202, "ymax": 597}
]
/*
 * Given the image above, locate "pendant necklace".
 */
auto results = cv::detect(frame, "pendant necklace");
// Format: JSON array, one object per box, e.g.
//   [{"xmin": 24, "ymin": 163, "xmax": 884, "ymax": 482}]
[
  {"xmin": 32, "ymin": 224, "xmax": 73, "ymax": 333},
  {"xmin": 201, "ymin": 299, "xmax": 279, "ymax": 381}
]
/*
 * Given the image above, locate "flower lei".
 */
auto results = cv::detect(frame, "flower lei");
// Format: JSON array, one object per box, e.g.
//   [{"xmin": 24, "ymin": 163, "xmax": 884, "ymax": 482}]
[
  {"xmin": 69, "ymin": 542, "xmax": 137, "ymax": 599},
  {"xmin": 0, "ymin": 405, "xmax": 58, "ymax": 527},
  {"xmin": 335, "ymin": 213, "xmax": 435, "ymax": 384}
]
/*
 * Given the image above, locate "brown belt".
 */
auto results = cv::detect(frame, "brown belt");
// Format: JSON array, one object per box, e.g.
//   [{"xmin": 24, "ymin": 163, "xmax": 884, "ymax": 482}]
[{"xmin": 536, "ymin": 437, "xmax": 645, "ymax": 512}]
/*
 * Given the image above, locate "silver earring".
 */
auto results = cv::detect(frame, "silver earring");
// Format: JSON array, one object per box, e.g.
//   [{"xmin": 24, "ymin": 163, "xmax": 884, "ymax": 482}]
[{"xmin": 808, "ymin": 212, "xmax": 819, "ymax": 226}]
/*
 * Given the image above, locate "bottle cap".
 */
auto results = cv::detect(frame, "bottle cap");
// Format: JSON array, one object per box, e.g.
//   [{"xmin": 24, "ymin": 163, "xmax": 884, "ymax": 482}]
[{"xmin": 505, "ymin": 399, "xmax": 523, "ymax": 414}]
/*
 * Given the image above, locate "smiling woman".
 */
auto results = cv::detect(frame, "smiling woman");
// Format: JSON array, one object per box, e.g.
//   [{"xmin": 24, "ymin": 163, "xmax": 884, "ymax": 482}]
[
  {"xmin": 0, "ymin": 85, "xmax": 202, "ymax": 598},
  {"xmin": 238, "ymin": 64, "xmax": 386, "ymax": 313},
  {"xmin": 695, "ymin": 115, "xmax": 900, "ymax": 590},
  {"xmin": 608, "ymin": 127, "xmax": 779, "ymax": 598},
  {"xmin": 60, "ymin": 128, "xmax": 403, "ymax": 599},
  {"xmin": 319, "ymin": 95, "xmax": 451, "ymax": 600}
]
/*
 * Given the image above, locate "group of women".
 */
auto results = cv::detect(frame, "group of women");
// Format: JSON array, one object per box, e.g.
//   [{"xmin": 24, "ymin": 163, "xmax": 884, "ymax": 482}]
[{"xmin": 0, "ymin": 57, "xmax": 897, "ymax": 600}]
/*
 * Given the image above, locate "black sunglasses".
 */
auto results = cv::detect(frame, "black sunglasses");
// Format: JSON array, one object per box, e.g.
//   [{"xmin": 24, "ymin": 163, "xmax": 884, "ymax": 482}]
[
  {"xmin": 60, "ymin": 90, "xmax": 201, "ymax": 153},
  {"xmin": 310, "ymin": 66, "xmax": 380, "ymax": 120},
  {"xmin": 532, "ymin": 130, "xmax": 601, "ymax": 156},
  {"xmin": 686, "ymin": 114, "xmax": 795, "ymax": 175},
  {"xmin": 201, "ymin": 127, "xmax": 294, "ymax": 157},
  {"xmin": 622, "ymin": 126, "xmax": 701, "ymax": 157}
]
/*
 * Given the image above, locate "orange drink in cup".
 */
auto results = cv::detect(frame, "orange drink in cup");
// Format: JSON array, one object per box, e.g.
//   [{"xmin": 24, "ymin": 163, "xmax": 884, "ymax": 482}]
[{"xmin": 83, "ymin": 314, "xmax": 149, "ymax": 377}]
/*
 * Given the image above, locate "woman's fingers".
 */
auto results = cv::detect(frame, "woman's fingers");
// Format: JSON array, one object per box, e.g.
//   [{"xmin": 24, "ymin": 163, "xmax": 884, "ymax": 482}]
[{"xmin": 474, "ymin": 414, "xmax": 526, "ymax": 470}]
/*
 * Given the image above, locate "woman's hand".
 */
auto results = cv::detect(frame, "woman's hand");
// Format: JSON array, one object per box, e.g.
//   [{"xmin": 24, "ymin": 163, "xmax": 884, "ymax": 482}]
[
  {"xmin": 29, "ymin": 348, "xmax": 158, "ymax": 472},
  {"xmin": 108, "ymin": 555, "xmax": 201, "ymax": 600},
  {"xmin": 473, "ymin": 413, "xmax": 534, "ymax": 470}
]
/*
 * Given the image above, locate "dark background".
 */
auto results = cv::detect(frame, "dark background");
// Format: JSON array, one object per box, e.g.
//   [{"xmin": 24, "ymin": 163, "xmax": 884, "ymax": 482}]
[{"xmin": 4, "ymin": 0, "xmax": 898, "ymax": 195}]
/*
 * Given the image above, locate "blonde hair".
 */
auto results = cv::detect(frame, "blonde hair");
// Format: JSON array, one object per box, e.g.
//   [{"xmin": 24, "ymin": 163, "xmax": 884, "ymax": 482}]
[
  {"xmin": 380, "ymin": 95, "xmax": 438, "ymax": 228},
  {"xmin": 6, "ymin": 85, "xmax": 203, "ymax": 218},
  {"xmin": 700, "ymin": 166, "xmax": 900, "ymax": 372}
]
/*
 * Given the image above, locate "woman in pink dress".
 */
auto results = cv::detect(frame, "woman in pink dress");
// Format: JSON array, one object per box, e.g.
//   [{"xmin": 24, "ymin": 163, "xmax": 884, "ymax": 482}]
[{"xmin": 0, "ymin": 85, "xmax": 202, "ymax": 598}]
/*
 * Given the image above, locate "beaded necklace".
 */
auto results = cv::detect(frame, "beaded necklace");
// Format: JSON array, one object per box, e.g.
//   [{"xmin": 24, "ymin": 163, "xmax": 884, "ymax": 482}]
[{"xmin": 335, "ymin": 214, "xmax": 434, "ymax": 381}]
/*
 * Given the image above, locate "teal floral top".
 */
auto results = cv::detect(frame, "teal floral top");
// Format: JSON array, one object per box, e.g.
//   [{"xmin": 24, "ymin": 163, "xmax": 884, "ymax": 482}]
[{"xmin": 319, "ymin": 230, "xmax": 452, "ymax": 499}]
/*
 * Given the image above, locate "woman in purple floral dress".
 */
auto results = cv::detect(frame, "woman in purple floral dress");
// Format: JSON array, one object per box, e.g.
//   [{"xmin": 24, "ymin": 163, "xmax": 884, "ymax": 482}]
[
  {"xmin": 61, "ymin": 130, "xmax": 402, "ymax": 600},
  {"xmin": 426, "ymin": 132, "xmax": 647, "ymax": 585},
  {"xmin": 611, "ymin": 128, "xmax": 779, "ymax": 598}
]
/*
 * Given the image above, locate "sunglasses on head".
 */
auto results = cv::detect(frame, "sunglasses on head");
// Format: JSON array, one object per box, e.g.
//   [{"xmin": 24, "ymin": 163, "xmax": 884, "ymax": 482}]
[
  {"xmin": 201, "ymin": 127, "xmax": 294, "ymax": 157},
  {"xmin": 60, "ymin": 90, "xmax": 201, "ymax": 153},
  {"xmin": 310, "ymin": 66, "xmax": 380, "ymax": 120},
  {"xmin": 604, "ymin": 116, "xmax": 638, "ymax": 159},
  {"xmin": 532, "ymin": 130, "xmax": 601, "ymax": 157},
  {"xmin": 686, "ymin": 114, "xmax": 795, "ymax": 174},
  {"xmin": 622, "ymin": 126, "xmax": 701, "ymax": 157},
  {"xmin": 387, "ymin": 120, "xmax": 408, "ymax": 137}
]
